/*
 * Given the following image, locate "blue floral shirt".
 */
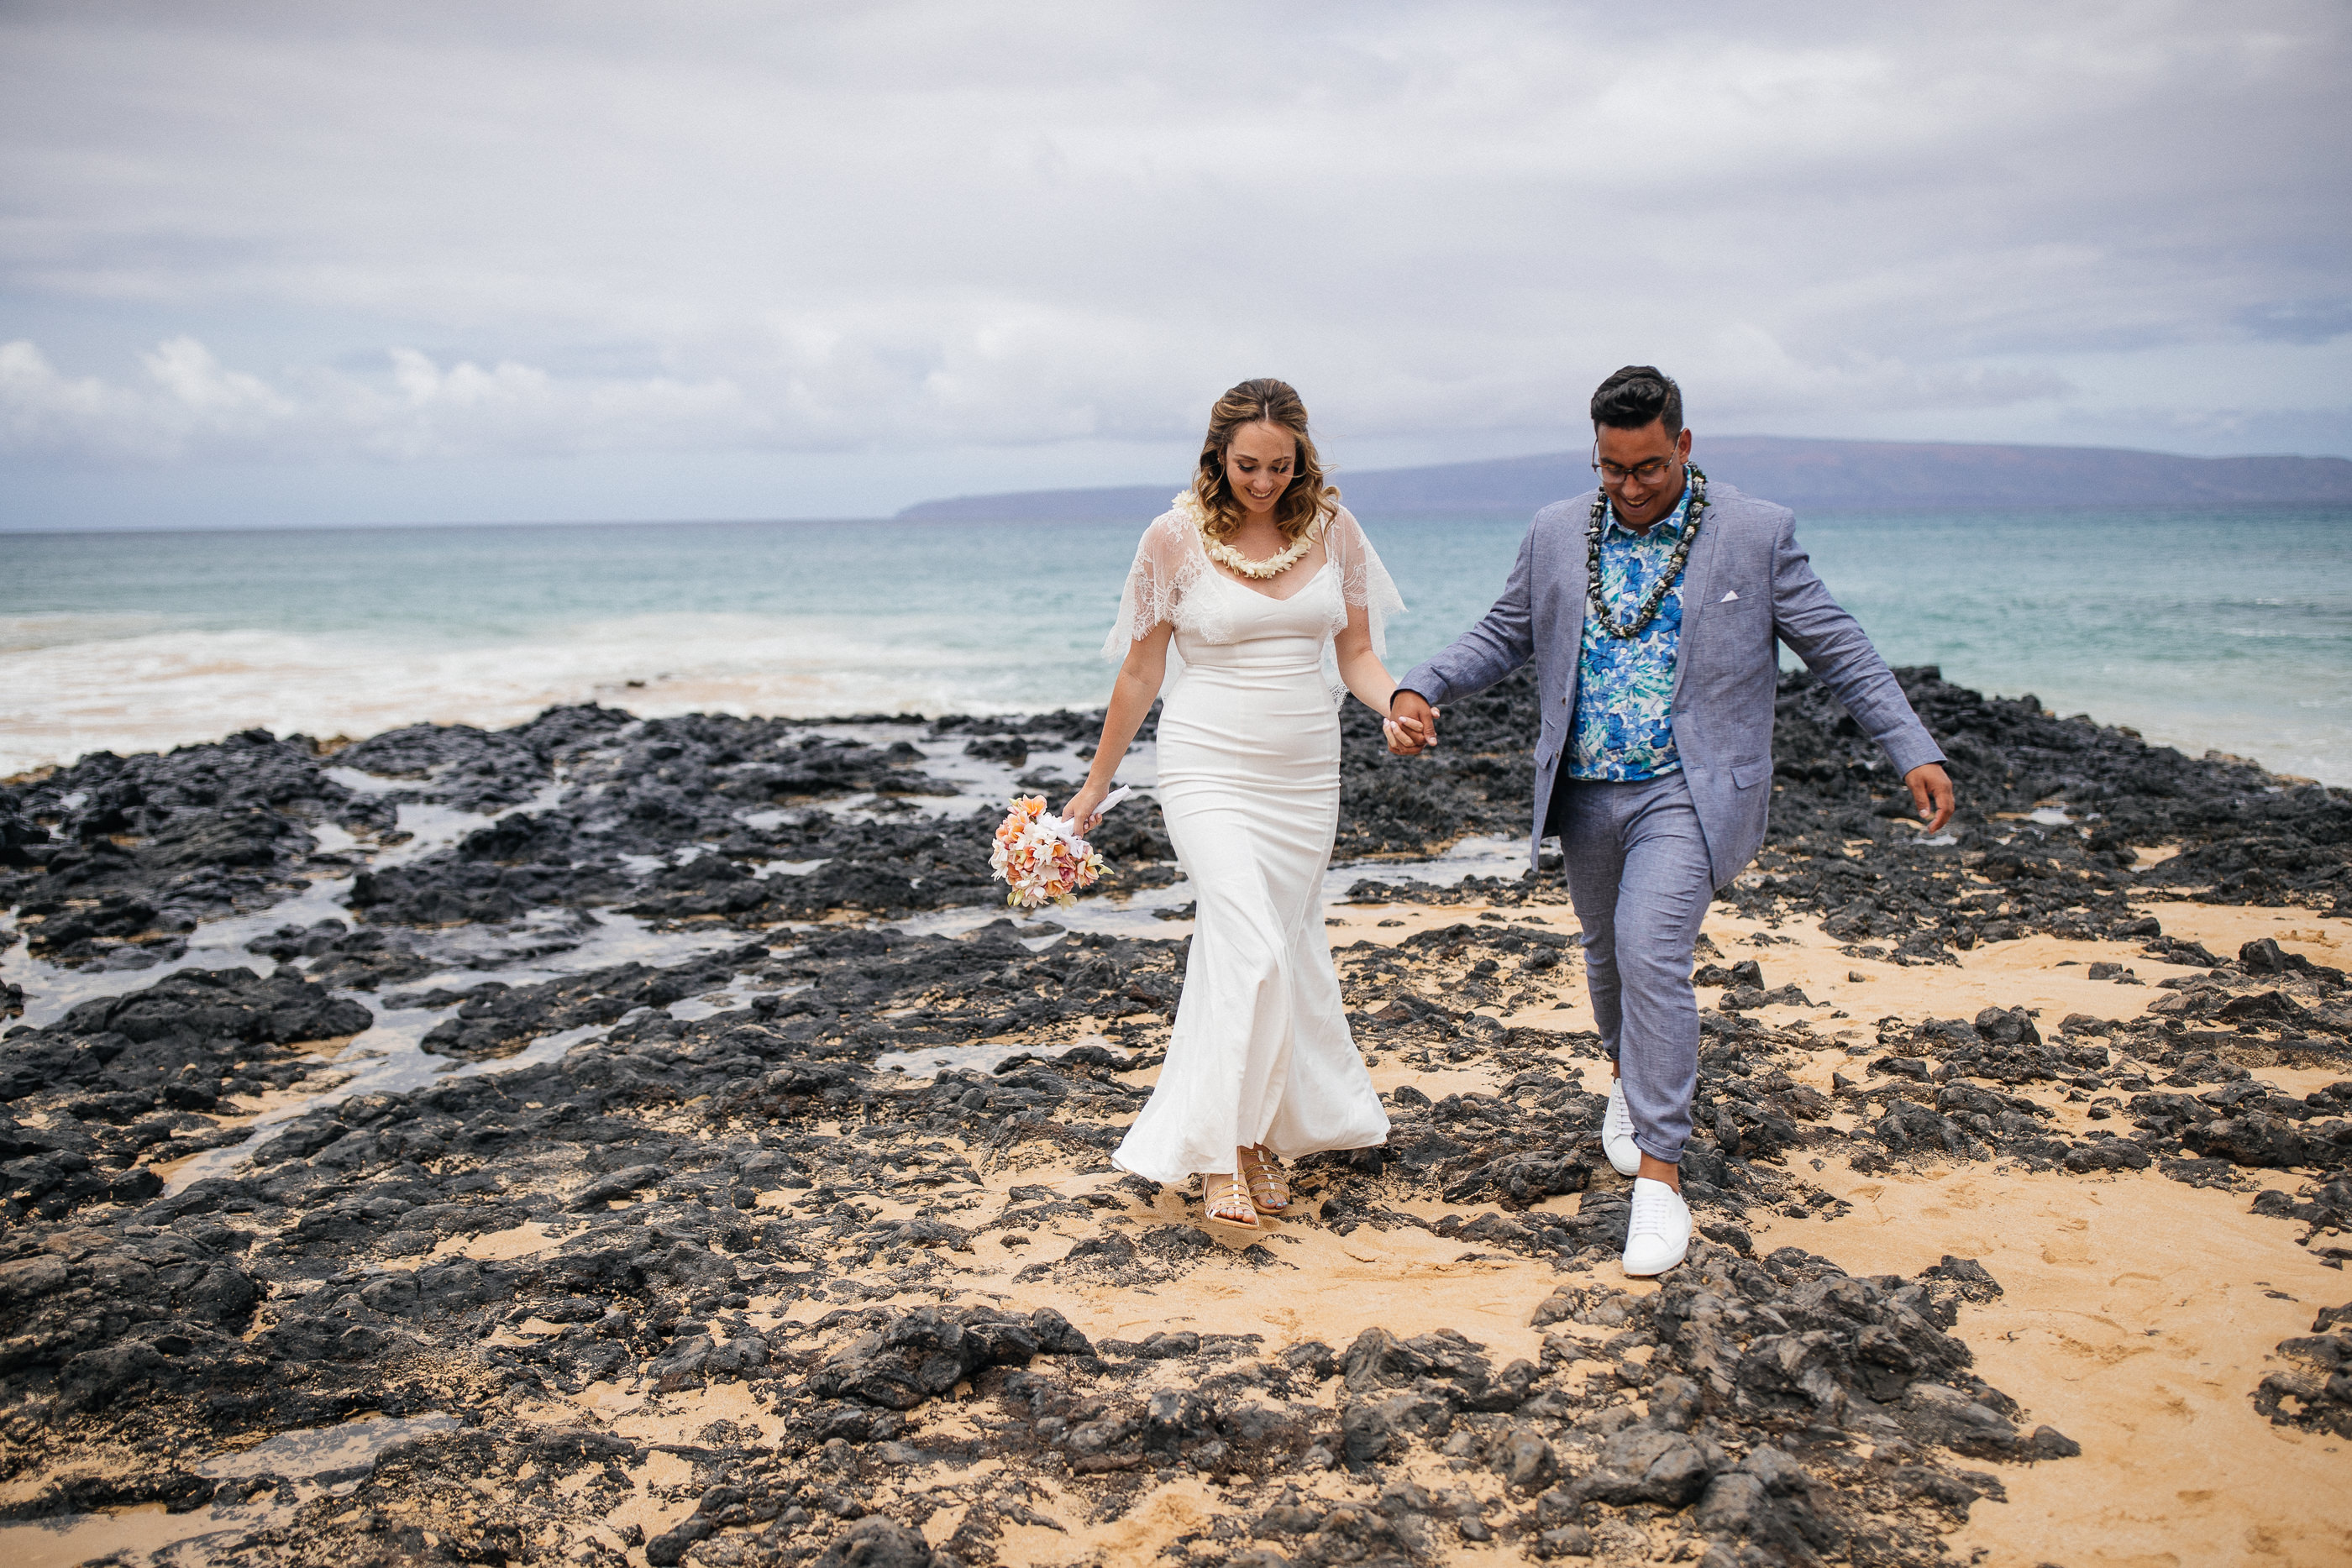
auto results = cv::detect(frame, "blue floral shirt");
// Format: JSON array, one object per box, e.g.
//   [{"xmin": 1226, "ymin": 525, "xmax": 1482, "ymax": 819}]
[{"xmin": 1567, "ymin": 472, "xmax": 1695, "ymax": 781}]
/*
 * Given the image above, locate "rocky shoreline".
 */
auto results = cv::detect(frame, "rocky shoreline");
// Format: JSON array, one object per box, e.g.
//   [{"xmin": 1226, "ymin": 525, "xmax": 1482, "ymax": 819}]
[{"xmin": 2, "ymin": 667, "xmax": 2348, "ymax": 1567}]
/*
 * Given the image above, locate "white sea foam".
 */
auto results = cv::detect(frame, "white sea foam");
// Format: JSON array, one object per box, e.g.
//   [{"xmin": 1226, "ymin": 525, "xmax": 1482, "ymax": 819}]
[
  {"xmin": 0, "ymin": 611, "xmax": 1105, "ymax": 775},
  {"xmin": 6, "ymin": 509, "xmax": 2348, "ymax": 783}
]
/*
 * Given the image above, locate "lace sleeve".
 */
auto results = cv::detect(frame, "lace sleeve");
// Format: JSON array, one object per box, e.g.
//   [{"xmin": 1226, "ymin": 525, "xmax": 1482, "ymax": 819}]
[
  {"xmin": 1325, "ymin": 506, "xmax": 1407, "ymax": 658},
  {"xmin": 1100, "ymin": 506, "xmax": 1205, "ymax": 658}
]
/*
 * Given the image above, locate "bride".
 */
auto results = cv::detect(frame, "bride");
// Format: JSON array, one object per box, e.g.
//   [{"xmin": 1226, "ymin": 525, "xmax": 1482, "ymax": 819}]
[{"xmin": 1063, "ymin": 378, "xmax": 1418, "ymax": 1234}]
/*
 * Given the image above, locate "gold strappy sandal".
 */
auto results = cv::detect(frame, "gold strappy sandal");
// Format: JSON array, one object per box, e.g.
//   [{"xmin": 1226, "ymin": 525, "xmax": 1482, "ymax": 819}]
[
  {"xmin": 1202, "ymin": 1171, "xmax": 1261, "ymax": 1236},
  {"xmin": 1242, "ymin": 1145, "xmax": 1293, "ymax": 1214}
]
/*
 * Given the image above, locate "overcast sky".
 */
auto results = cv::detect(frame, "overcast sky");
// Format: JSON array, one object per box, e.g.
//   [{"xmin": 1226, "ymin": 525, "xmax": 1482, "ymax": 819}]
[{"xmin": 3, "ymin": 1, "xmax": 2347, "ymax": 527}]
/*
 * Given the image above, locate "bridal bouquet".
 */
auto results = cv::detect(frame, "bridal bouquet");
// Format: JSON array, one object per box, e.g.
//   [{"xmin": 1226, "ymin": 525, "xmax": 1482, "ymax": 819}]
[{"xmin": 990, "ymin": 786, "xmax": 1131, "ymax": 910}]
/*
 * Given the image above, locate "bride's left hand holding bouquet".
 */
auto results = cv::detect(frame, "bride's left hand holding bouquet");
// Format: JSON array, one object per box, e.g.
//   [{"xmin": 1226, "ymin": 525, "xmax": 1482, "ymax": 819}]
[{"xmin": 990, "ymin": 785, "xmax": 1133, "ymax": 910}]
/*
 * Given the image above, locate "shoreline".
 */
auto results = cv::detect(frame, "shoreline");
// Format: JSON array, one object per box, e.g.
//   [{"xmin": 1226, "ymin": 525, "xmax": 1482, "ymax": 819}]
[
  {"xmin": 11, "ymin": 503, "xmax": 2352, "ymax": 790},
  {"xmin": 1, "ymin": 668, "xmax": 2348, "ymax": 1567}
]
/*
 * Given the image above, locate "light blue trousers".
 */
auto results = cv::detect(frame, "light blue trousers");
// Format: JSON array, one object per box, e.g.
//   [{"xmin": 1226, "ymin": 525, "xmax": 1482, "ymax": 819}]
[{"xmin": 1554, "ymin": 770, "xmax": 1713, "ymax": 1163}]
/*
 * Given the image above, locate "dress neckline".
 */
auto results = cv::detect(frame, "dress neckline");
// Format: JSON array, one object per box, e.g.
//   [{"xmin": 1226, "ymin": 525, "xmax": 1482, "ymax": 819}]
[{"xmin": 1206, "ymin": 557, "xmax": 1335, "ymax": 606}]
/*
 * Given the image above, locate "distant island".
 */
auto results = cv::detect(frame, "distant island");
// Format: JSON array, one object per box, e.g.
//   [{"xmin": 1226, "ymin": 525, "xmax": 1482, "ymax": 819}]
[{"xmin": 897, "ymin": 435, "xmax": 2352, "ymax": 522}]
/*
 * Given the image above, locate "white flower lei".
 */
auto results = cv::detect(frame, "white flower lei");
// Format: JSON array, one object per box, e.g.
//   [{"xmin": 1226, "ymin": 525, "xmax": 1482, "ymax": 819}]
[{"xmin": 1179, "ymin": 490, "xmax": 1323, "ymax": 580}]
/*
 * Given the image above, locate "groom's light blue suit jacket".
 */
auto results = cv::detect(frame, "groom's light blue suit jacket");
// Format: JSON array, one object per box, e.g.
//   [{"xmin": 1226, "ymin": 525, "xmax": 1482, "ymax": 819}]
[{"xmin": 1397, "ymin": 480, "xmax": 1945, "ymax": 892}]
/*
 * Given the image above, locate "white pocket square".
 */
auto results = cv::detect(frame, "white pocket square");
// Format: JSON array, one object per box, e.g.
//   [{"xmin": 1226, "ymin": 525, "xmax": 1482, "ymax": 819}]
[{"xmin": 1719, "ymin": 589, "xmax": 1740, "ymax": 602}]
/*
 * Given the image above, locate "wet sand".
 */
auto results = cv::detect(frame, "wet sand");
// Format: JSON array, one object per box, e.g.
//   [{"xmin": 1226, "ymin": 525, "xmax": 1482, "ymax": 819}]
[
  {"xmin": 344, "ymin": 897, "xmax": 2350, "ymax": 1567},
  {"xmin": 4, "ymin": 671, "xmax": 2349, "ymax": 1566}
]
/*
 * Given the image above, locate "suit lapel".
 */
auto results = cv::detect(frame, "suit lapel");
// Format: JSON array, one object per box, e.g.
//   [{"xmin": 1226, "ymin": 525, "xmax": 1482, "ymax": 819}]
[
  {"xmin": 1667, "ymin": 504, "xmax": 1723, "ymax": 710},
  {"xmin": 1553, "ymin": 496, "xmax": 1593, "ymax": 711},
  {"xmin": 1559, "ymin": 501, "xmax": 1589, "ymax": 627}
]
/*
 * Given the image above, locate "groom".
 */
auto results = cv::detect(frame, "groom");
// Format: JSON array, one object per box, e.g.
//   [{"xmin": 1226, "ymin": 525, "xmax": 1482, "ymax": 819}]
[{"xmin": 1388, "ymin": 366, "xmax": 1953, "ymax": 1277}]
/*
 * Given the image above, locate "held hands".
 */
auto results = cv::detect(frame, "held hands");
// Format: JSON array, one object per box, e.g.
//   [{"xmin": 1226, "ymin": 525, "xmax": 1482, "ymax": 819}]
[
  {"xmin": 1905, "ymin": 763, "xmax": 1957, "ymax": 835},
  {"xmin": 1385, "ymin": 689, "xmax": 1438, "ymax": 756}
]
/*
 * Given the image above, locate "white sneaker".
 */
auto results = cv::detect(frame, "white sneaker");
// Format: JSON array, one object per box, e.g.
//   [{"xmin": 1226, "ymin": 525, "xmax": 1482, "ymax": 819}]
[
  {"xmin": 1622, "ymin": 1176, "xmax": 1691, "ymax": 1277},
  {"xmin": 1600, "ymin": 1078, "xmax": 1641, "ymax": 1177}
]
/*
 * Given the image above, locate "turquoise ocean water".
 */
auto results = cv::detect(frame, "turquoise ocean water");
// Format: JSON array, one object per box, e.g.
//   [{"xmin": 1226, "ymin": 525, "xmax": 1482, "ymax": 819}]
[{"xmin": 4, "ymin": 506, "xmax": 2348, "ymax": 784}]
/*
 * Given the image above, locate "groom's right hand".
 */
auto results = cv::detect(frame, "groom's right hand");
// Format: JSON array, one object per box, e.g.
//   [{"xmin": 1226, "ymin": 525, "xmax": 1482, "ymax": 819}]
[{"xmin": 1387, "ymin": 690, "xmax": 1438, "ymax": 756}]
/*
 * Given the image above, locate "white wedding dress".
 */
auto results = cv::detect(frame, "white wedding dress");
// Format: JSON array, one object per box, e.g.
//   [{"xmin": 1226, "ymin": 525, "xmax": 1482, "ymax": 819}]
[{"xmin": 1104, "ymin": 495, "xmax": 1401, "ymax": 1184}]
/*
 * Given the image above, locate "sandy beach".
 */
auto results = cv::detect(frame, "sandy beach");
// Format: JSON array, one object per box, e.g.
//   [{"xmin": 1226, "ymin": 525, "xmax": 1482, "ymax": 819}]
[{"xmin": 2, "ymin": 668, "xmax": 2347, "ymax": 1566}]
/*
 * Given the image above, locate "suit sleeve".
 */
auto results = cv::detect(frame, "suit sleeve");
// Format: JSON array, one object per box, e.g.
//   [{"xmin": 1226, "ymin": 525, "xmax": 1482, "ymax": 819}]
[
  {"xmin": 1399, "ymin": 521, "xmax": 1538, "ymax": 705},
  {"xmin": 1768, "ymin": 514, "xmax": 1946, "ymax": 777}
]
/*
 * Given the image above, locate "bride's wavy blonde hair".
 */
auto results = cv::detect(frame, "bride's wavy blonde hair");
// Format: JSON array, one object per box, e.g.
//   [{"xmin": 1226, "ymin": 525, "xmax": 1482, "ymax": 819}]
[{"xmin": 1190, "ymin": 378, "xmax": 1337, "ymax": 544}]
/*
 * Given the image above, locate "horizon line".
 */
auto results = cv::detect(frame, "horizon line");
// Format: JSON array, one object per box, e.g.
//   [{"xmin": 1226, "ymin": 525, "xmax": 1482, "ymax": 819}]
[{"xmin": 8, "ymin": 430, "xmax": 2350, "ymax": 536}]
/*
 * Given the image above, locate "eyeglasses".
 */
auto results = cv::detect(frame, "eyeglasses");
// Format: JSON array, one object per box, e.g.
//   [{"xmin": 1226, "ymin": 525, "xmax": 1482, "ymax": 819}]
[{"xmin": 1590, "ymin": 446, "xmax": 1680, "ymax": 485}]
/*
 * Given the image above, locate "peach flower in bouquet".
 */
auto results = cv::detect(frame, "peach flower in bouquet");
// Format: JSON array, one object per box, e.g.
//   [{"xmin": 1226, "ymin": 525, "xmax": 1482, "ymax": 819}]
[{"xmin": 990, "ymin": 786, "xmax": 1131, "ymax": 910}]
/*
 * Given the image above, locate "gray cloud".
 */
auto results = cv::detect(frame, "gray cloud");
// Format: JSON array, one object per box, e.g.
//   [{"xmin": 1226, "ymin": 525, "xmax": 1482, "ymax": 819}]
[
  {"xmin": 2240, "ymin": 301, "xmax": 2352, "ymax": 345},
  {"xmin": 1, "ymin": 0, "xmax": 2346, "ymax": 518}
]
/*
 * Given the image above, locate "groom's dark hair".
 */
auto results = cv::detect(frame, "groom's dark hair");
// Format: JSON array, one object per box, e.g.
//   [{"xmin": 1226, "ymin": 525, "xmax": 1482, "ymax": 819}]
[{"xmin": 1591, "ymin": 365, "xmax": 1682, "ymax": 435}]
